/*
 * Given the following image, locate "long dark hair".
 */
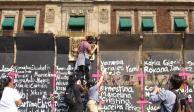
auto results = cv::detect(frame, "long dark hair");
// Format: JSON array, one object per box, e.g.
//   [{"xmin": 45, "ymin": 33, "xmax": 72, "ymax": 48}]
[
  {"xmin": 87, "ymin": 79, "xmax": 96, "ymax": 88},
  {"xmin": 170, "ymin": 74, "xmax": 183, "ymax": 90},
  {"xmin": 67, "ymin": 74, "xmax": 78, "ymax": 86},
  {"xmin": 86, "ymin": 36, "xmax": 93, "ymax": 44},
  {"xmin": 0, "ymin": 77, "xmax": 12, "ymax": 100}
]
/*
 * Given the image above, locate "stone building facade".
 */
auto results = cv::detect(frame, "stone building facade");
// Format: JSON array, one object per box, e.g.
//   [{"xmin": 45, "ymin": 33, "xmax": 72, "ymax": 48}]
[
  {"xmin": 0, "ymin": 0, "xmax": 194, "ymax": 37},
  {"xmin": 42, "ymin": 0, "xmax": 194, "ymax": 37},
  {"xmin": 0, "ymin": 1, "xmax": 48, "ymax": 36},
  {"xmin": 110, "ymin": 1, "xmax": 194, "ymax": 34},
  {"xmin": 0, "ymin": 1, "xmax": 194, "ymax": 112}
]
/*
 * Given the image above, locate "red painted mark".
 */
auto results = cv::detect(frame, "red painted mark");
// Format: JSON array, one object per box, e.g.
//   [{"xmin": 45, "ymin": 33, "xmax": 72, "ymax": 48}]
[
  {"xmin": 137, "ymin": 69, "xmax": 147, "ymax": 91},
  {"xmin": 137, "ymin": 99, "xmax": 149, "ymax": 112},
  {"xmin": 92, "ymin": 70, "xmax": 101, "ymax": 81},
  {"xmin": 137, "ymin": 69, "xmax": 148, "ymax": 112},
  {"xmin": 7, "ymin": 64, "xmax": 17, "ymax": 80},
  {"xmin": 179, "ymin": 68, "xmax": 192, "ymax": 103},
  {"xmin": 179, "ymin": 68, "xmax": 190, "ymax": 80}
]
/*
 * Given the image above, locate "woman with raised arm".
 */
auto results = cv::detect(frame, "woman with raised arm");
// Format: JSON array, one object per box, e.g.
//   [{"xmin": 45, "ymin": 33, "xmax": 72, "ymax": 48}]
[
  {"xmin": 86, "ymin": 71, "xmax": 105, "ymax": 112},
  {"xmin": 149, "ymin": 74, "xmax": 184, "ymax": 112},
  {"xmin": 0, "ymin": 77, "xmax": 22, "ymax": 112}
]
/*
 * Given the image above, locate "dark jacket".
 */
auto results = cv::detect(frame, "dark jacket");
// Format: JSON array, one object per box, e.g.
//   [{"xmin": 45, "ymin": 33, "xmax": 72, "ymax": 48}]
[{"xmin": 68, "ymin": 84, "xmax": 83, "ymax": 112}]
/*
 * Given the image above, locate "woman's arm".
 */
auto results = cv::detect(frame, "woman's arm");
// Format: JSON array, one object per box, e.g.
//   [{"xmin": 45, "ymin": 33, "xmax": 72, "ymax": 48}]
[
  {"xmin": 90, "ymin": 45, "xmax": 97, "ymax": 55},
  {"xmin": 149, "ymin": 86, "xmax": 166, "ymax": 103},
  {"xmin": 96, "ymin": 72, "xmax": 104, "ymax": 88},
  {"xmin": 149, "ymin": 92, "xmax": 161, "ymax": 103},
  {"xmin": 14, "ymin": 89, "xmax": 23, "ymax": 105}
]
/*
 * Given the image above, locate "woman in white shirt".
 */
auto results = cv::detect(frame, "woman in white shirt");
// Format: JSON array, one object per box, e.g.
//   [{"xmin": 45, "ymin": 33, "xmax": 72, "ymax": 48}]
[{"xmin": 0, "ymin": 77, "xmax": 22, "ymax": 112}]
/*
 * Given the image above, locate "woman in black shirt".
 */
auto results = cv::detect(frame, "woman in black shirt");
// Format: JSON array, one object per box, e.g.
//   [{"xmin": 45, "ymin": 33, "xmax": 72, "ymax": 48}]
[{"xmin": 67, "ymin": 75, "xmax": 84, "ymax": 112}]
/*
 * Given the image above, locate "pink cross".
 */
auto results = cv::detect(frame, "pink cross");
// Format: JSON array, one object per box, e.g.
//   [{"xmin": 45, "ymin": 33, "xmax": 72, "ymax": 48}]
[
  {"xmin": 92, "ymin": 70, "xmax": 101, "ymax": 81},
  {"xmin": 137, "ymin": 69, "xmax": 147, "ymax": 86},
  {"xmin": 137, "ymin": 99, "xmax": 149, "ymax": 112},
  {"xmin": 137, "ymin": 69, "xmax": 148, "ymax": 112},
  {"xmin": 179, "ymin": 68, "xmax": 191, "ymax": 98},
  {"xmin": 179, "ymin": 68, "xmax": 190, "ymax": 80},
  {"xmin": 11, "ymin": 65, "xmax": 16, "ymax": 79},
  {"xmin": 137, "ymin": 69, "xmax": 146, "ymax": 79},
  {"xmin": 7, "ymin": 65, "xmax": 17, "ymax": 79}
]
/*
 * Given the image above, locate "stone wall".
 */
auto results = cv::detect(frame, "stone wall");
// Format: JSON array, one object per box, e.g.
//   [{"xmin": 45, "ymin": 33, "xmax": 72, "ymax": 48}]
[
  {"xmin": 111, "ymin": 2, "xmax": 194, "ymax": 34},
  {"xmin": 0, "ymin": 1, "xmax": 194, "ymax": 36},
  {"xmin": 44, "ymin": 4, "xmax": 61, "ymax": 34},
  {"xmin": 0, "ymin": 3, "xmax": 45, "ymax": 35}
]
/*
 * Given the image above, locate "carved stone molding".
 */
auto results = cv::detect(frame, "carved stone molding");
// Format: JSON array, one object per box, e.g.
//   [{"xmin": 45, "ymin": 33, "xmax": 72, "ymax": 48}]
[
  {"xmin": 70, "ymin": 9, "xmax": 88, "ymax": 15},
  {"xmin": 2, "ymin": 10, "xmax": 19, "ymax": 15},
  {"xmin": 101, "ymin": 30, "xmax": 108, "ymax": 34},
  {"xmin": 62, "ymin": 3, "xmax": 93, "ymax": 8},
  {"xmin": 69, "ymin": 37, "xmax": 96, "ymax": 61},
  {"xmin": 99, "ymin": 9, "xmax": 109, "ymax": 24},
  {"xmin": 170, "ymin": 11, "xmax": 188, "ymax": 16},
  {"xmin": 61, "ymin": 3, "xmax": 93, "ymax": 14},
  {"xmin": 192, "ymin": 12, "xmax": 194, "ymax": 27},
  {"xmin": 46, "ymin": 9, "xmax": 55, "ymax": 23}
]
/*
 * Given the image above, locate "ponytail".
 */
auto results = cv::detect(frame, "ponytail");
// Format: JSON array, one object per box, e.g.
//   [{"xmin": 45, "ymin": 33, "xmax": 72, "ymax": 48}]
[{"xmin": 0, "ymin": 77, "xmax": 12, "ymax": 100}]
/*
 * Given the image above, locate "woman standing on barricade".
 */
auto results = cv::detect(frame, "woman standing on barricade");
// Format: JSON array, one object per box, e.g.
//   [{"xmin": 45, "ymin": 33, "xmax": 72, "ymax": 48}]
[{"xmin": 75, "ymin": 36, "xmax": 97, "ymax": 84}]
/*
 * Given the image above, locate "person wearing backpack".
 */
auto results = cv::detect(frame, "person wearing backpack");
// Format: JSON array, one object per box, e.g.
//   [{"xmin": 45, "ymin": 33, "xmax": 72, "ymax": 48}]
[
  {"xmin": 75, "ymin": 36, "xmax": 92, "ymax": 83},
  {"xmin": 75, "ymin": 36, "xmax": 97, "ymax": 84},
  {"xmin": 65, "ymin": 75, "xmax": 84, "ymax": 112},
  {"xmin": 149, "ymin": 74, "xmax": 183, "ymax": 112}
]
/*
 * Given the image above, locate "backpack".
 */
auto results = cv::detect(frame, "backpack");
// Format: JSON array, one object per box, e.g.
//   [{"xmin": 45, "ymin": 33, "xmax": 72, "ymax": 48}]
[
  {"xmin": 172, "ymin": 91, "xmax": 192, "ymax": 112},
  {"xmin": 159, "ymin": 90, "xmax": 193, "ymax": 112},
  {"xmin": 64, "ymin": 85, "xmax": 76, "ymax": 106}
]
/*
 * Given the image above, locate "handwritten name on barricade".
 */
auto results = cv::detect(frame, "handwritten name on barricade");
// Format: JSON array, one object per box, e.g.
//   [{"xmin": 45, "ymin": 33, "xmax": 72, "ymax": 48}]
[
  {"xmin": 56, "ymin": 65, "xmax": 74, "ymax": 93},
  {"xmin": 100, "ymin": 85, "xmax": 140, "ymax": 111},
  {"xmin": 8, "ymin": 64, "xmax": 53, "ymax": 112},
  {"xmin": 144, "ymin": 86, "xmax": 161, "ymax": 112},
  {"xmin": 0, "ymin": 65, "xmax": 13, "ymax": 72},
  {"xmin": 144, "ymin": 59, "xmax": 194, "ymax": 74},
  {"xmin": 55, "ymin": 65, "xmax": 74, "ymax": 112},
  {"xmin": 101, "ymin": 60, "xmax": 138, "ymax": 75},
  {"xmin": 144, "ymin": 85, "xmax": 194, "ymax": 112},
  {"xmin": 0, "ymin": 65, "xmax": 13, "ymax": 77}
]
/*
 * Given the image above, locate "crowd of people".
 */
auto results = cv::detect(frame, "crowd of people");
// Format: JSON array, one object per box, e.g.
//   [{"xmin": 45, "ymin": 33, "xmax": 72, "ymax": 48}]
[
  {"xmin": 67, "ymin": 35, "xmax": 104, "ymax": 111},
  {"xmin": 65, "ymin": 73, "xmax": 192, "ymax": 112},
  {"xmin": 65, "ymin": 35, "xmax": 192, "ymax": 112},
  {"xmin": 65, "ymin": 72, "xmax": 104, "ymax": 112},
  {"xmin": 0, "ymin": 35, "xmax": 192, "ymax": 112}
]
